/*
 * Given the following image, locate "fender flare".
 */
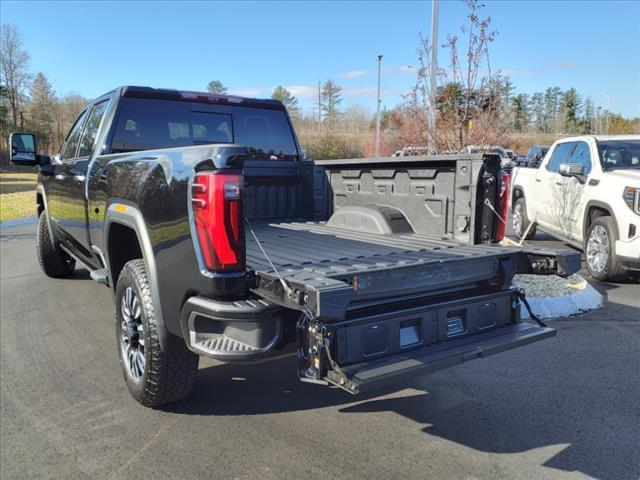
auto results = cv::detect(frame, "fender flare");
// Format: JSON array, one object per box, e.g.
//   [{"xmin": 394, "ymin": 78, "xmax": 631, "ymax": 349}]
[
  {"xmin": 104, "ymin": 203, "xmax": 169, "ymax": 350},
  {"xmin": 36, "ymin": 185, "xmax": 56, "ymax": 249},
  {"xmin": 583, "ymin": 200, "xmax": 617, "ymax": 240}
]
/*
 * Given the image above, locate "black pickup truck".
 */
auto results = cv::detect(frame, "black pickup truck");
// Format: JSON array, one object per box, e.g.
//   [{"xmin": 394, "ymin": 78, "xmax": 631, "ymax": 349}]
[{"xmin": 10, "ymin": 86, "xmax": 580, "ymax": 407}]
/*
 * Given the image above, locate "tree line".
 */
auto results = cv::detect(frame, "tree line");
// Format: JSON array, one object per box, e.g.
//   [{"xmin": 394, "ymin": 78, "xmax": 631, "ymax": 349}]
[
  {"xmin": 505, "ymin": 83, "xmax": 628, "ymax": 135},
  {"xmin": 1, "ymin": 24, "xmax": 87, "ymax": 160},
  {"xmin": 2, "ymin": 10, "xmax": 638, "ymax": 165}
]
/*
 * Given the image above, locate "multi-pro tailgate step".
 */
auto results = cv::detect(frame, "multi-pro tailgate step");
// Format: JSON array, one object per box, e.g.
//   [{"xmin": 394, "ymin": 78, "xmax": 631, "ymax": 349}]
[{"xmin": 340, "ymin": 322, "xmax": 555, "ymax": 394}]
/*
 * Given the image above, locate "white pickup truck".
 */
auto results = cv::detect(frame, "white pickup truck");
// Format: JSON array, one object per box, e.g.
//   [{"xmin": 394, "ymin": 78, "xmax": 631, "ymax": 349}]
[{"xmin": 511, "ymin": 135, "xmax": 640, "ymax": 281}]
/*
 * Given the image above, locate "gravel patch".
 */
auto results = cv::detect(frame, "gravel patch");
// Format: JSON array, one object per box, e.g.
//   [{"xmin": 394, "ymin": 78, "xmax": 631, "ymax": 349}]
[{"xmin": 513, "ymin": 273, "xmax": 604, "ymax": 319}]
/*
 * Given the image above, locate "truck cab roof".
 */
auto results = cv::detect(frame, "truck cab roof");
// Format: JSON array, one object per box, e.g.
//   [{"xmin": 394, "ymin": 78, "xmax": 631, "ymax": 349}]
[
  {"xmin": 102, "ymin": 85, "xmax": 286, "ymax": 111},
  {"xmin": 553, "ymin": 134, "xmax": 640, "ymax": 143}
]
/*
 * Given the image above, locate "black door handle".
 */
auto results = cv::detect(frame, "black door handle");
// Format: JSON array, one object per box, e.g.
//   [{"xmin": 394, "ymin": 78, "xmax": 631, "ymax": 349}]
[
  {"xmin": 535, "ymin": 178, "xmax": 541, "ymax": 182},
  {"xmin": 555, "ymin": 182, "xmax": 563, "ymax": 186}
]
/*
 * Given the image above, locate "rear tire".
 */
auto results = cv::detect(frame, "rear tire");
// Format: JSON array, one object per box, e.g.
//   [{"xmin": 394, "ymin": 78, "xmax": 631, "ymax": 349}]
[
  {"xmin": 512, "ymin": 197, "xmax": 536, "ymax": 240},
  {"xmin": 585, "ymin": 216, "xmax": 626, "ymax": 282},
  {"xmin": 36, "ymin": 211, "xmax": 76, "ymax": 277},
  {"xmin": 115, "ymin": 259, "xmax": 199, "ymax": 407}
]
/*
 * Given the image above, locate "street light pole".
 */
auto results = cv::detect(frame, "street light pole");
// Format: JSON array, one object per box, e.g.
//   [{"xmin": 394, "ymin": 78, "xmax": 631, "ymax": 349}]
[
  {"xmin": 429, "ymin": 0, "xmax": 439, "ymax": 152},
  {"xmin": 602, "ymin": 93, "xmax": 611, "ymax": 134},
  {"xmin": 375, "ymin": 54, "xmax": 383, "ymax": 157}
]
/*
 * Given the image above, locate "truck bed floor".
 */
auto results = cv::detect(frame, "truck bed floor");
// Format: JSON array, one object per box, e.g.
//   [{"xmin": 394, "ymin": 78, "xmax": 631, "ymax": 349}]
[{"xmin": 246, "ymin": 220, "xmax": 515, "ymax": 278}]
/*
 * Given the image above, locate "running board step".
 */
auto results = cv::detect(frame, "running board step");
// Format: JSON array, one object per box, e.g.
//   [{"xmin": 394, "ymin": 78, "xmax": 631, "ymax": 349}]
[
  {"xmin": 90, "ymin": 268, "xmax": 110, "ymax": 286},
  {"xmin": 335, "ymin": 322, "xmax": 556, "ymax": 394}
]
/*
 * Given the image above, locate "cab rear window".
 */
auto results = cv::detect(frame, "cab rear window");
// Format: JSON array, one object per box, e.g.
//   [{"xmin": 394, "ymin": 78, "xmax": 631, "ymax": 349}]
[{"xmin": 110, "ymin": 97, "xmax": 298, "ymax": 159}]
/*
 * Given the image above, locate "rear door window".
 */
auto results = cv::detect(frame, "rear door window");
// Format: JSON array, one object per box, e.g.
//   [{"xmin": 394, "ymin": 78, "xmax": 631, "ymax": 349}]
[
  {"xmin": 61, "ymin": 109, "xmax": 89, "ymax": 161},
  {"xmin": 546, "ymin": 142, "xmax": 576, "ymax": 172},
  {"xmin": 77, "ymin": 100, "xmax": 109, "ymax": 157}
]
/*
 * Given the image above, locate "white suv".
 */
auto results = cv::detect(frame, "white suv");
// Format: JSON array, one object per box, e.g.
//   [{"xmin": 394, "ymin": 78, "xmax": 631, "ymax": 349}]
[{"xmin": 511, "ymin": 135, "xmax": 640, "ymax": 281}]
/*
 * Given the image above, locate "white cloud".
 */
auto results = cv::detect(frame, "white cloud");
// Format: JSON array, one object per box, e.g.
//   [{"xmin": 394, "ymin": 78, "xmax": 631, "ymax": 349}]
[
  {"xmin": 285, "ymin": 85, "xmax": 318, "ymax": 99},
  {"xmin": 224, "ymin": 84, "xmax": 398, "ymax": 101},
  {"xmin": 227, "ymin": 87, "xmax": 267, "ymax": 97},
  {"xmin": 339, "ymin": 70, "xmax": 370, "ymax": 79}
]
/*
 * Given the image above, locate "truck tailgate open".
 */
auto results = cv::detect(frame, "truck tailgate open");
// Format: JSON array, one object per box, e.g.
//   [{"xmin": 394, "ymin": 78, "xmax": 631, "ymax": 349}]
[
  {"xmin": 247, "ymin": 220, "xmax": 579, "ymax": 322},
  {"xmin": 245, "ymin": 220, "xmax": 575, "ymax": 393}
]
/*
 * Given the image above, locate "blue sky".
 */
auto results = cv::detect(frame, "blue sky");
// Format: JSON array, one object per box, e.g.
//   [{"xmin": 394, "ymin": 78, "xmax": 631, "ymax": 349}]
[{"xmin": 2, "ymin": 0, "xmax": 639, "ymax": 117}]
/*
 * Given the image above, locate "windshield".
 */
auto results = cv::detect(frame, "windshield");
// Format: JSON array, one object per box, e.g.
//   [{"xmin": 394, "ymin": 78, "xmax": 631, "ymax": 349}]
[
  {"xmin": 596, "ymin": 140, "xmax": 640, "ymax": 170},
  {"xmin": 110, "ymin": 97, "xmax": 298, "ymax": 160}
]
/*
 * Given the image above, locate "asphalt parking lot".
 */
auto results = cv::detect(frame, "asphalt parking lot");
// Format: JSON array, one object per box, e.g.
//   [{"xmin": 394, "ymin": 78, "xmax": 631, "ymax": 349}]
[{"xmin": 1, "ymin": 222, "xmax": 639, "ymax": 480}]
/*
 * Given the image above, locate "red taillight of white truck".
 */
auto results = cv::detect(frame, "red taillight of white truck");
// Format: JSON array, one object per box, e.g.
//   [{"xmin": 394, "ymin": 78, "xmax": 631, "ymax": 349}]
[
  {"xmin": 495, "ymin": 171, "xmax": 510, "ymax": 242},
  {"xmin": 191, "ymin": 171, "xmax": 245, "ymax": 272}
]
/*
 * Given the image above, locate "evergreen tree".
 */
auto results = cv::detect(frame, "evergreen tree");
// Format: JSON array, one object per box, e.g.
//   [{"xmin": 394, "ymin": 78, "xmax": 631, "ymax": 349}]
[
  {"xmin": 529, "ymin": 92, "xmax": 545, "ymax": 133},
  {"xmin": 583, "ymin": 97, "xmax": 595, "ymax": 134},
  {"xmin": 206, "ymin": 80, "xmax": 227, "ymax": 94},
  {"xmin": 560, "ymin": 88, "xmax": 582, "ymax": 133},
  {"xmin": 271, "ymin": 86, "xmax": 300, "ymax": 118},
  {"xmin": 28, "ymin": 72, "xmax": 55, "ymax": 152},
  {"xmin": 320, "ymin": 79, "xmax": 342, "ymax": 123},
  {"xmin": 511, "ymin": 94, "xmax": 530, "ymax": 132},
  {"xmin": 500, "ymin": 78, "xmax": 515, "ymax": 126}
]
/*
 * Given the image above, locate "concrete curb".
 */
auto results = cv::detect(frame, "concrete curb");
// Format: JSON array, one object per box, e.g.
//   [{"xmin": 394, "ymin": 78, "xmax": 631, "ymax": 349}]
[{"xmin": 519, "ymin": 276, "xmax": 605, "ymax": 320}]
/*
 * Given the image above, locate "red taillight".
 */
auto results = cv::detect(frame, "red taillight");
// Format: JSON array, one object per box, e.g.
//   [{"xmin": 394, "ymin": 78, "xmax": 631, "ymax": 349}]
[
  {"xmin": 495, "ymin": 171, "xmax": 510, "ymax": 242},
  {"xmin": 191, "ymin": 171, "xmax": 245, "ymax": 272}
]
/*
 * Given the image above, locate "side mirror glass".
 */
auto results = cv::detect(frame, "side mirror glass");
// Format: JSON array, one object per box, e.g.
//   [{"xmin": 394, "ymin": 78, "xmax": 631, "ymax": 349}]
[
  {"xmin": 559, "ymin": 163, "xmax": 585, "ymax": 177},
  {"xmin": 10, "ymin": 132, "xmax": 38, "ymax": 166}
]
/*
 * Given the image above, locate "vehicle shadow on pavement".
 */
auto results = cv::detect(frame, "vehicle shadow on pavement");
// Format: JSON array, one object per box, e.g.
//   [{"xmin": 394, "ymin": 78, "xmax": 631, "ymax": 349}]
[
  {"xmin": 342, "ymin": 386, "xmax": 637, "ymax": 480},
  {"xmin": 341, "ymin": 301, "xmax": 640, "ymax": 480},
  {"xmin": 167, "ymin": 299, "xmax": 639, "ymax": 480},
  {"xmin": 167, "ymin": 355, "xmax": 396, "ymax": 416}
]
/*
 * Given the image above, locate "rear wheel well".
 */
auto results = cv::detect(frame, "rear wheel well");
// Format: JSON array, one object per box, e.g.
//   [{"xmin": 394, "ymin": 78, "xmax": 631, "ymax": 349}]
[
  {"xmin": 36, "ymin": 192, "xmax": 44, "ymax": 217},
  {"xmin": 107, "ymin": 222, "xmax": 143, "ymax": 285}
]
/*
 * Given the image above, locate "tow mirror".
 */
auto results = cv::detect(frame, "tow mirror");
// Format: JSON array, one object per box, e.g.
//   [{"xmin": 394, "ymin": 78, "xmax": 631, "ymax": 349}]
[
  {"xmin": 10, "ymin": 132, "xmax": 39, "ymax": 166},
  {"xmin": 559, "ymin": 163, "xmax": 585, "ymax": 177}
]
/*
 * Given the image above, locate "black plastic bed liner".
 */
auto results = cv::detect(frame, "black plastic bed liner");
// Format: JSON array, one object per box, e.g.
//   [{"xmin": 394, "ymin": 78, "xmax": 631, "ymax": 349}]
[
  {"xmin": 246, "ymin": 221, "xmax": 579, "ymax": 322},
  {"xmin": 247, "ymin": 220, "xmax": 516, "ymax": 273}
]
